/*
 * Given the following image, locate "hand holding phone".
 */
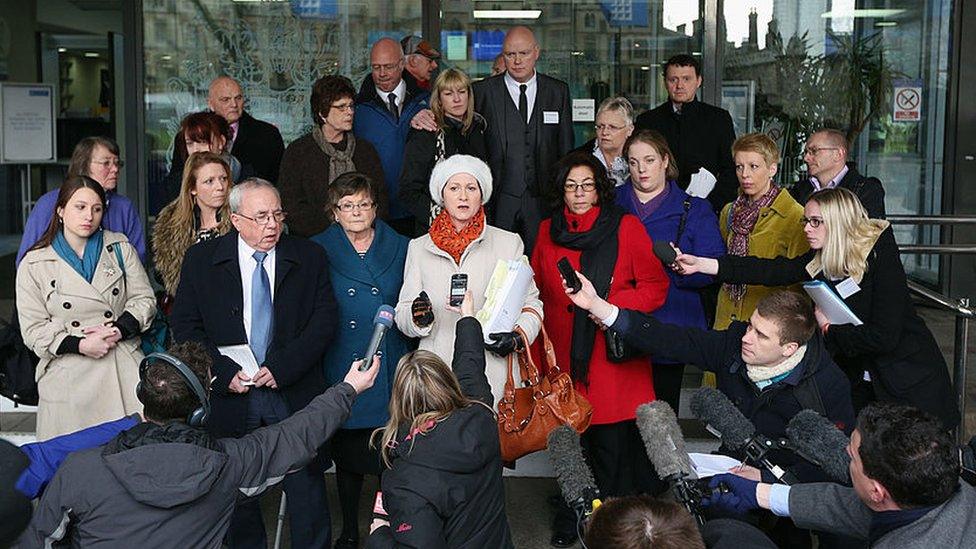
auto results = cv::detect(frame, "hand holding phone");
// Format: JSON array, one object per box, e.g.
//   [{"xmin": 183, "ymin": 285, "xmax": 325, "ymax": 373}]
[
  {"xmin": 450, "ymin": 273, "xmax": 468, "ymax": 307},
  {"xmin": 557, "ymin": 257, "xmax": 582, "ymax": 294}
]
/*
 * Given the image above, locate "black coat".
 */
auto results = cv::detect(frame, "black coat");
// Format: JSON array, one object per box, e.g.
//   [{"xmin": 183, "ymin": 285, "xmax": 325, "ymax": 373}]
[
  {"xmin": 716, "ymin": 228, "xmax": 959, "ymax": 428},
  {"xmin": 398, "ymin": 115, "xmax": 489, "ymax": 235},
  {"xmin": 366, "ymin": 317, "xmax": 514, "ymax": 549},
  {"xmin": 472, "ymin": 73, "xmax": 574, "ymax": 200},
  {"xmin": 635, "ymin": 99, "xmax": 738, "ymax": 213},
  {"xmin": 614, "ymin": 309, "xmax": 854, "ymax": 482},
  {"xmin": 789, "ymin": 163, "xmax": 887, "ymax": 219},
  {"xmin": 231, "ymin": 112, "xmax": 285, "ymax": 183},
  {"xmin": 171, "ymin": 232, "xmax": 338, "ymax": 437}
]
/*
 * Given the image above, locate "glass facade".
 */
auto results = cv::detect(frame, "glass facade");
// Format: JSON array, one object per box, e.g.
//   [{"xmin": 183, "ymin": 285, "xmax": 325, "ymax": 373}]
[{"xmin": 137, "ymin": 0, "xmax": 950, "ymax": 282}]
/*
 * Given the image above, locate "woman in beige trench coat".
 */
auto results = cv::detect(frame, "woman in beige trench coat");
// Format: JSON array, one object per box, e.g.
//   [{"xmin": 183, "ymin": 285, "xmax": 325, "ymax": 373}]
[{"xmin": 16, "ymin": 176, "xmax": 156, "ymax": 440}]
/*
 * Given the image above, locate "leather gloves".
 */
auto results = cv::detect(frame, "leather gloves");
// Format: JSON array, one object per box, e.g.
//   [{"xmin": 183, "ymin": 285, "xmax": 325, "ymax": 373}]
[
  {"xmin": 412, "ymin": 291, "xmax": 434, "ymax": 328},
  {"xmin": 700, "ymin": 473, "xmax": 760, "ymax": 516},
  {"xmin": 485, "ymin": 331, "xmax": 525, "ymax": 357}
]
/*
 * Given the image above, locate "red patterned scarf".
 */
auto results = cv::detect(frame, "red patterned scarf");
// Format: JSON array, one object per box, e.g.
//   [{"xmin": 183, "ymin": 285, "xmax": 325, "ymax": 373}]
[
  {"xmin": 429, "ymin": 207, "xmax": 486, "ymax": 264},
  {"xmin": 725, "ymin": 184, "xmax": 781, "ymax": 302}
]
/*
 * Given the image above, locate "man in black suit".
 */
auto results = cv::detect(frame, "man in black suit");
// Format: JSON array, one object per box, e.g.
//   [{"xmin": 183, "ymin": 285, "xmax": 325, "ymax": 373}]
[
  {"xmin": 208, "ymin": 76, "xmax": 285, "ymax": 183},
  {"xmin": 635, "ymin": 54, "xmax": 738, "ymax": 213},
  {"xmin": 790, "ymin": 128, "xmax": 886, "ymax": 218},
  {"xmin": 171, "ymin": 178, "xmax": 337, "ymax": 549},
  {"xmin": 473, "ymin": 26, "xmax": 574, "ymax": 252}
]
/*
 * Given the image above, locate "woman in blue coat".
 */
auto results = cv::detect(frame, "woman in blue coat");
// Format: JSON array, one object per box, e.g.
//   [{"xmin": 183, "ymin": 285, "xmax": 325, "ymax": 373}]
[
  {"xmin": 615, "ymin": 130, "xmax": 726, "ymax": 412},
  {"xmin": 311, "ymin": 172, "xmax": 410, "ymax": 549}
]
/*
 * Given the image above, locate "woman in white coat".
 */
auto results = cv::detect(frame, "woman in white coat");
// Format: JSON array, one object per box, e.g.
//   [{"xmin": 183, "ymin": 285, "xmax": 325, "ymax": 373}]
[
  {"xmin": 395, "ymin": 155, "xmax": 543, "ymax": 406},
  {"xmin": 17, "ymin": 176, "xmax": 156, "ymax": 440}
]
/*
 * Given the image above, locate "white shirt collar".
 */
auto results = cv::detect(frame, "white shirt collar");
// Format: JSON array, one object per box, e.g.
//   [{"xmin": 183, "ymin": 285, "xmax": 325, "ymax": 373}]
[
  {"xmin": 237, "ymin": 235, "xmax": 276, "ymax": 265},
  {"xmin": 504, "ymin": 70, "xmax": 537, "ymax": 90},
  {"xmin": 375, "ymin": 79, "xmax": 407, "ymax": 108}
]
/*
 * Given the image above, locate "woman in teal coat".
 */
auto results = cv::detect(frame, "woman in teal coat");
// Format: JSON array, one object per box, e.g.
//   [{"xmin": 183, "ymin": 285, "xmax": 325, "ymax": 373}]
[{"xmin": 311, "ymin": 172, "xmax": 410, "ymax": 549}]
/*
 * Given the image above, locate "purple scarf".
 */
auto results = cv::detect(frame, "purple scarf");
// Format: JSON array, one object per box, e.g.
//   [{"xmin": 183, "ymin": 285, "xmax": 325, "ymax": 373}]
[
  {"xmin": 627, "ymin": 182, "xmax": 671, "ymax": 222},
  {"xmin": 725, "ymin": 184, "xmax": 781, "ymax": 303}
]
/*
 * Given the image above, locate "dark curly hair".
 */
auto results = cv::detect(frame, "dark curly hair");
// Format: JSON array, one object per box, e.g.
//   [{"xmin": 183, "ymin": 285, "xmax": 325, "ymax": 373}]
[
  {"xmin": 310, "ymin": 75, "xmax": 356, "ymax": 127},
  {"xmin": 547, "ymin": 150, "xmax": 616, "ymax": 214},
  {"xmin": 140, "ymin": 341, "xmax": 213, "ymax": 423},
  {"xmin": 856, "ymin": 403, "xmax": 958, "ymax": 508}
]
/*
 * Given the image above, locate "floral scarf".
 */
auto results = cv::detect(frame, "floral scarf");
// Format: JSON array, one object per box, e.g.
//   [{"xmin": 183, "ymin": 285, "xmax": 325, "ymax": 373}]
[
  {"xmin": 429, "ymin": 207, "xmax": 486, "ymax": 265},
  {"xmin": 725, "ymin": 184, "xmax": 781, "ymax": 302}
]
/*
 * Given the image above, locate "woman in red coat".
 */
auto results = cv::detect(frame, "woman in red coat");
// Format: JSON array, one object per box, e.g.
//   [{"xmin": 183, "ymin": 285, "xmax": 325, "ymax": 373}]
[{"xmin": 531, "ymin": 151, "xmax": 670, "ymax": 546}]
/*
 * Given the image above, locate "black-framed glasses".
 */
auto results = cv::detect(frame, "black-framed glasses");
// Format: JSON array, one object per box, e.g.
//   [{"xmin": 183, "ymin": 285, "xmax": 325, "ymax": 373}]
[
  {"xmin": 802, "ymin": 146, "xmax": 839, "ymax": 157},
  {"xmin": 564, "ymin": 182, "xmax": 597, "ymax": 193},
  {"xmin": 335, "ymin": 200, "xmax": 375, "ymax": 212},
  {"xmin": 801, "ymin": 216, "xmax": 824, "ymax": 228},
  {"xmin": 236, "ymin": 210, "xmax": 287, "ymax": 226}
]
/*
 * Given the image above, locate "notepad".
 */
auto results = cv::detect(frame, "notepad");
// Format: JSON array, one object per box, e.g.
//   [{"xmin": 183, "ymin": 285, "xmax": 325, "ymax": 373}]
[
  {"xmin": 803, "ymin": 281, "xmax": 863, "ymax": 326},
  {"xmin": 217, "ymin": 344, "xmax": 260, "ymax": 385}
]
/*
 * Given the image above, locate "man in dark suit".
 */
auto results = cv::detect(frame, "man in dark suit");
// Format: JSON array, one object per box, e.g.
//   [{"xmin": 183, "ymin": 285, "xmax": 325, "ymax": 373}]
[
  {"xmin": 208, "ymin": 76, "xmax": 285, "ymax": 183},
  {"xmin": 473, "ymin": 26, "xmax": 574, "ymax": 252},
  {"xmin": 790, "ymin": 128, "xmax": 886, "ymax": 218},
  {"xmin": 171, "ymin": 178, "xmax": 337, "ymax": 549},
  {"xmin": 635, "ymin": 54, "xmax": 738, "ymax": 213}
]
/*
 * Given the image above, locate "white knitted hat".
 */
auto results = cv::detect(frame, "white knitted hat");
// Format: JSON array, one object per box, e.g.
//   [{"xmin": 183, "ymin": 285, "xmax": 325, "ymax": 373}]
[{"xmin": 428, "ymin": 154, "xmax": 493, "ymax": 206}]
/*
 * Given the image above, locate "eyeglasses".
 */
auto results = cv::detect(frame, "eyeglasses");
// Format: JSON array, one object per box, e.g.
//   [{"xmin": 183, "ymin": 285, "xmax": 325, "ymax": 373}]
[
  {"xmin": 235, "ymin": 210, "xmax": 287, "ymax": 226},
  {"xmin": 503, "ymin": 50, "xmax": 534, "ymax": 61},
  {"xmin": 371, "ymin": 62, "xmax": 401, "ymax": 72},
  {"xmin": 91, "ymin": 158, "xmax": 124, "ymax": 168},
  {"xmin": 595, "ymin": 123, "xmax": 628, "ymax": 133},
  {"xmin": 331, "ymin": 102, "xmax": 355, "ymax": 112},
  {"xmin": 564, "ymin": 182, "xmax": 597, "ymax": 193},
  {"xmin": 336, "ymin": 200, "xmax": 375, "ymax": 212},
  {"xmin": 802, "ymin": 146, "xmax": 839, "ymax": 157},
  {"xmin": 801, "ymin": 216, "xmax": 825, "ymax": 228}
]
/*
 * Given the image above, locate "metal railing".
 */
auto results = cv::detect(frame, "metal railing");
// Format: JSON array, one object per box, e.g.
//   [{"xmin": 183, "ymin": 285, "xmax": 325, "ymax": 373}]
[{"xmin": 890, "ymin": 215, "xmax": 976, "ymax": 443}]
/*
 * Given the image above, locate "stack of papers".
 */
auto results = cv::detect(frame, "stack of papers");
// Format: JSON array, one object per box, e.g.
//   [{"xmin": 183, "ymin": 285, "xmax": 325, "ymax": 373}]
[
  {"xmin": 803, "ymin": 281, "xmax": 863, "ymax": 326},
  {"xmin": 217, "ymin": 344, "xmax": 260, "ymax": 385},
  {"xmin": 477, "ymin": 258, "xmax": 534, "ymax": 344}
]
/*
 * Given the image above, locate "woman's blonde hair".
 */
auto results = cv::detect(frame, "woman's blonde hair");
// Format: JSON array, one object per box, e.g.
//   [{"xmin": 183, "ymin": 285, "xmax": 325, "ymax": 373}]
[
  {"xmin": 732, "ymin": 133, "xmax": 780, "ymax": 167},
  {"xmin": 809, "ymin": 187, "xmax": 888, "ymax": 281},
  {"xmin": 372, "ymin": 349, "xmax": 490, "ymax": 467},
  {"xmin": 430, "ymin": 68, "xmax": 475, "ymax": 133},
  {"xmin": 173, "ymin": 152, "xmax": 233, "ymax": 233}
]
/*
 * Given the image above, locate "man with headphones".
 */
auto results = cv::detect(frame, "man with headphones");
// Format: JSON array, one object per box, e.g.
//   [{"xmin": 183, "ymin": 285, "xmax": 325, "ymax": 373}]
[{"xmin": 15, "ymin": 341, "xmax": 379, "ymax": 548}]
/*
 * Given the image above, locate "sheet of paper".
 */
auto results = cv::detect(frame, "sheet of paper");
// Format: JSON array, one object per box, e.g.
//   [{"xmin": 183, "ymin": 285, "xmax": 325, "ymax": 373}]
[
  {"xmin": 686, "ymin": 167, "xmax": 717, "ymax": 199},
  {"xmin": 689, "ymin": 452, "xmax": 742, "ymax": 478},
  {"xmin": 477, "ymin": 258, "xmax": 534, "ymax": 343},
  {"xmin": 217, "ymin": 344, "xmax": 260, "ymax": 385},
  {"xmin": 803, "ymin": 281, "xmax": 863, "ymax": 326},
  {"xmin": 446, "ymin": 34, "xmax": 467, "ymax": 61}
]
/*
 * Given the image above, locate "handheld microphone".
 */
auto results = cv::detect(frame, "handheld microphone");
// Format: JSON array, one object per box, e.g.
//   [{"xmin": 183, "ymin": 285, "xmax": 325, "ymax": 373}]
[
  {"xmin": 636, "ymin": 401, "xmax": 728, "ymax": 526},
  {"xmin": 786, "ymin": 410, "xmax": 851, "ymax": 484},
  {"xmin": 546, "ymin": 426, "xmax": 602, "ymax": 517},
  {"xmin": 690, "ymin": 388, "xmax": 798, "ymax": 485},
  {"xmin": 360, "ymin": 305, "xmax": 395, "ymax": 371},
  {"xmin": 652, "ymin": 240, "xmax": 678, "ymax": 266}
]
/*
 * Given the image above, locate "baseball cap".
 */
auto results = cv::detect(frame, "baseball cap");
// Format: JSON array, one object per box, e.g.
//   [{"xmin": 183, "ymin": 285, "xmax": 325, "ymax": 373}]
[{"xmin": 401, "ymin": 35, "xmax": 441, "ymax": 60}]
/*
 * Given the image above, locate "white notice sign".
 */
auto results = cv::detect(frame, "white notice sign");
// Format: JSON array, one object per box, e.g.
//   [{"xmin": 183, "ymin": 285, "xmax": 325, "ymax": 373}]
[
  {"xmin": 892, "ymin": 79, "xmax": 922, "ymax": 123},
  {"xmin": 572, "ymin": 99, "xmax": 596, "ymax": 122},
  {"xmin": 0, "ymin": 83, "xmax": 57, "ymax": 164}
]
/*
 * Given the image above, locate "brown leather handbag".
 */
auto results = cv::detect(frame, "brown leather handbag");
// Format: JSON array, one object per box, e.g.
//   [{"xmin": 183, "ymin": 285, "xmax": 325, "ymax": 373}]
[{"xmin": 497, "ymin": 308, "xmax": 593, "ymax": 462}]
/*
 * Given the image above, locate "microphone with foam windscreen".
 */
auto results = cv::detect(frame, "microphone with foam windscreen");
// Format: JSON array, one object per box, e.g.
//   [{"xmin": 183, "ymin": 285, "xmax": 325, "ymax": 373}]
[
  {"xmin": 690, "ymin": 387, "xmax": 798, "ymax": 485},
  {"xmin": 652, "ymin": 240, "xmax": 678, "ymax": 266},
  {"xmin": 786, "ymin": 410, "xmax": 851, "ymax": 484},
  {"xmin": 359, "ymin": 305, "xmax": 395, "ymax": 371},
  {"xmin": 546, "ymin": 426, "xmax": 602, "ymax": 519}
]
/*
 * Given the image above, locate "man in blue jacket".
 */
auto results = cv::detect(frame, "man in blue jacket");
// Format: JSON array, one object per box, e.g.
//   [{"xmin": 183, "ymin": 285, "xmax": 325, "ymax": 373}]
[{"xmin": 354, "ymin": 37, "xmax": 430, "ymax": 236}]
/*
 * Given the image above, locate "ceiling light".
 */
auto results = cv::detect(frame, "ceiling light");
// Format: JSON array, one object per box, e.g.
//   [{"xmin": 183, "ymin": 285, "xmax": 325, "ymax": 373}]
[
  {"xmin": 472, "ymin": 10, "xmax": 542, "ymax": 19},
  {"xmin": 57, "ymin": 47, "xmax": 67, "ymax": 53},
  {"xmin": 84, "ymin": 52, "xmax": 99, "ymax": 58},
  {"xmin": 161, "ymin": 55, "xmax": 172, "ymax": 60},
  {"xmin": 821, "ymin": 9, "xmax": 905, "ymax": 18},
  {"xmin": 640, "ymin": 66, "xmax": 650, "ymax": 71},
  {"xmin": 875, "ymin": 21, "xmax": 898, "ymax": 27}
]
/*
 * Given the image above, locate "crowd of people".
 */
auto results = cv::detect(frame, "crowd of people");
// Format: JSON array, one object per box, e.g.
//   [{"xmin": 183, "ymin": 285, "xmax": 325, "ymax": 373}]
[{"xmin": 2, "ymin": 23, "xmax": 969, "ymax": 549}]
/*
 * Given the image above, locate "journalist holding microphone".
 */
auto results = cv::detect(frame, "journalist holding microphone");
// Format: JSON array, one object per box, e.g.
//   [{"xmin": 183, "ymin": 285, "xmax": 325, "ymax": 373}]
[
  {"xmin": 367, "ymin": 290, "xmax": 514, "ymax": 548},
  {"xmin": 310, "ymin": 172, "xmax": 411, "ymax": 549},
  {"xmin": 675, "ymin": 187, "xmax": 959, "ymax": 428}
]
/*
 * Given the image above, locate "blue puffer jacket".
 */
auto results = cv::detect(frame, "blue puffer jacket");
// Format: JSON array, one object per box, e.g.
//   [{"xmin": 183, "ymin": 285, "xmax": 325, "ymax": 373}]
[
  {"xmin": 311, "ymin": 220, "xmax": 411, "ymax": 429},
  {"xmin": 615, "ymin": 180, "xmax": 726, "ymax": 330},
  {"xmin": 353, "ymin": 76, "xmax": 430, "ymax": 220}
]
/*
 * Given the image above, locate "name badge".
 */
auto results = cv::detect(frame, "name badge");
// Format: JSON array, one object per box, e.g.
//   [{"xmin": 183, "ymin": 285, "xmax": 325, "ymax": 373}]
[
  {"xmin": 835, "ymin": 277, "xmax": 861, "ymax": 299},
  {"xmin": 543, "ymin": 111, "xmax": 559, "ymax": 124}
]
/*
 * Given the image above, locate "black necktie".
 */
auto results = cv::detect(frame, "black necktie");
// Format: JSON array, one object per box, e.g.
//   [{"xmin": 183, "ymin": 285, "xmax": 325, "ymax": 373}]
[
  {"xmin": 519, "ymin": 84, "xmax": 528, "ymax": 124},
  {"xmin": 388, "ymin": 92, "xmax": 399, "ymax": 121}
]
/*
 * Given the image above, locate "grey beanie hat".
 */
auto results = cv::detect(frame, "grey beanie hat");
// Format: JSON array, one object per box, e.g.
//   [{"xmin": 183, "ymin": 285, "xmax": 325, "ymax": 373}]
[{"xmin": 429, "ymin": 154, "xmax": 493, "ymax": 206}]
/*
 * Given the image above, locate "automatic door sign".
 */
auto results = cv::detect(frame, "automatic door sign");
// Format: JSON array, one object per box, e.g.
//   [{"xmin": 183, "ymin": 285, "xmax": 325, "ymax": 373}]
[{"xmin": 893, "ymin": 80, "xmax": 922, "ymax": 122}]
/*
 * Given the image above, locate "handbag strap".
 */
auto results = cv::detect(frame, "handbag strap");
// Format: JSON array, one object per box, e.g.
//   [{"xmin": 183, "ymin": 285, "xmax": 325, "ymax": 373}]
[
  {"xmin": 519, "ymin": 307, "xmax": 560, "ymax": 374},
  {"xmin": 675, "ymin": 198, "xmax": 692, "ymax": 244}
]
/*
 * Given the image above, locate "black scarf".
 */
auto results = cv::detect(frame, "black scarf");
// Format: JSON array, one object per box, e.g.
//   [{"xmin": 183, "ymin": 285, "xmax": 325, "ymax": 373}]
[{"xmin": 550, "ymin": 204, "xmax": 624, "ymax": 384}]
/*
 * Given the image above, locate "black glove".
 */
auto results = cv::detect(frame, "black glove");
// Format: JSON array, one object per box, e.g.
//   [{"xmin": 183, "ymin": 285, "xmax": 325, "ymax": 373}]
[
  {"xmin": 412, "ymin": 291, "xmax": 434, "ymax": 328},
  {"xmin": 485, "ymin": 331, "xmax": 525, "ymax": 356}
]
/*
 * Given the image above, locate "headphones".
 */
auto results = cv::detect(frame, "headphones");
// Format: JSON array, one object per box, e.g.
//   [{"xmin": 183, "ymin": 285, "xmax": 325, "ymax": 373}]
[{"xmin": 136, "ymin": 352, "xmax": 210, "ymax": 427}]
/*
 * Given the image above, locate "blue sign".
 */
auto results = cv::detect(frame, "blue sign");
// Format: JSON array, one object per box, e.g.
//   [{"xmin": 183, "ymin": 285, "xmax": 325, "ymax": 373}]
[
  {"xmin": 291, "ymin": 0, "xmax": 338, "ymax": 19},
  {"xmin": 472, "ymin": 30, "xmax": 504, "ymax": 61},
  {"xmin": 598, "ymin": 0, "xmax": 649, "ymax": 27}
]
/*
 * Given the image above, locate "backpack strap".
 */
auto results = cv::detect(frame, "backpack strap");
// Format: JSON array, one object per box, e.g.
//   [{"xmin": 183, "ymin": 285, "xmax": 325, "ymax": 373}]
[
  {"xmin": 112, "ymin": 244, "xmax": 127, "ymax": 283},
  {"xmin": 675, "ymin": 198, "xmax": 693, "ymax": 244}
]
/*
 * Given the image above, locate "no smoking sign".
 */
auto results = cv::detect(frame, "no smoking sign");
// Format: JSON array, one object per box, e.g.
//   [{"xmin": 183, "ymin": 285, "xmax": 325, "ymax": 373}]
[{"xmin": 893, "ymin": 80, "xmax": 922, "ymax": 122}]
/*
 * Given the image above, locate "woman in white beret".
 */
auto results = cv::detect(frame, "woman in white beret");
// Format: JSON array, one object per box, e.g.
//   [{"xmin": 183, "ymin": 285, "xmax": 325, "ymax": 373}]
[{"xmin": 394, "ymin": 154, "xmax": 543, "ymax": 407}]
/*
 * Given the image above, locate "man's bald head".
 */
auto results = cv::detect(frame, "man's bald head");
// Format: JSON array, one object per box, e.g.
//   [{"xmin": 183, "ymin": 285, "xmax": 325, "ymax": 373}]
[
  {"xmin": 371, "ymin": 38, "xmax": 405, "ymax": 93},
  {"xmin": 208, "ymin": 76, "xmax": 244, "ymax": 124},
  {"xmin": 502, "ymin": 26, "xmax": 540, "ymax": 83}
]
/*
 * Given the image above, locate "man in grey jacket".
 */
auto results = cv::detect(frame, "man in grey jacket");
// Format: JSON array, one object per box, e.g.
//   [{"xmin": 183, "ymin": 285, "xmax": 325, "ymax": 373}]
[
  {"xmin": 705, "ymin": 403, "xmax": 976, "ymax": 548},
  {"xmin": 16, "ymin": 342, "xmax": 379, "ymax": 548}
]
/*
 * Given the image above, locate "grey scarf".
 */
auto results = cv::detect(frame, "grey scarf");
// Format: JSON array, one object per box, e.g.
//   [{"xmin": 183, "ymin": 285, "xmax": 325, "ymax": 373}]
[{"xmin": 312, "ymin": 128, "xmax": 357, "ymax": 186}]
